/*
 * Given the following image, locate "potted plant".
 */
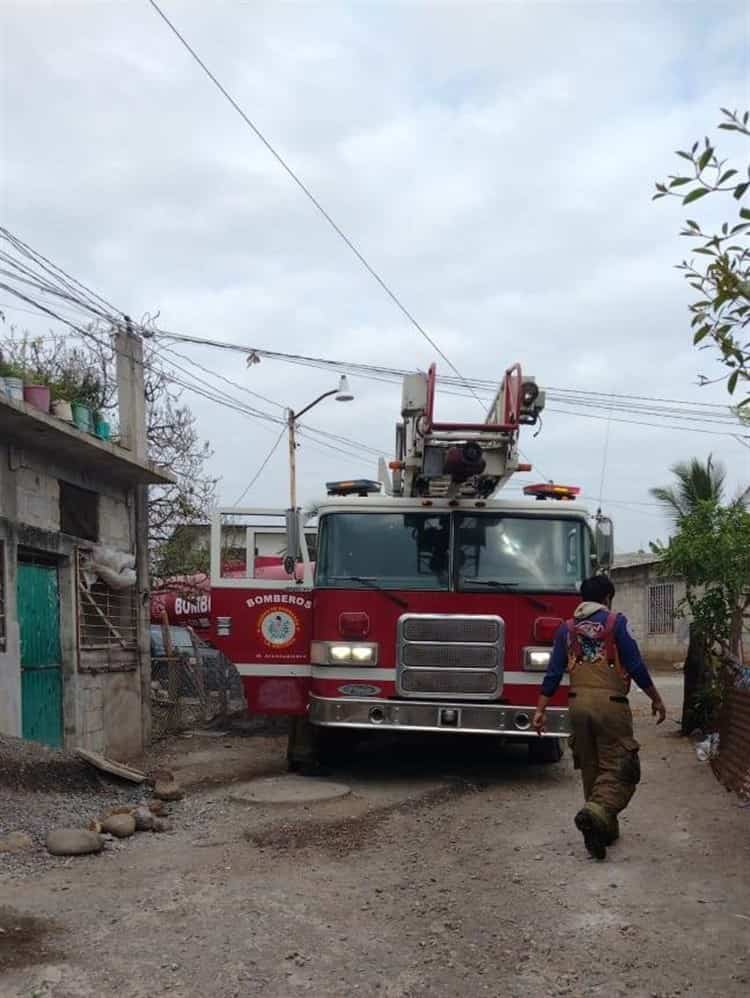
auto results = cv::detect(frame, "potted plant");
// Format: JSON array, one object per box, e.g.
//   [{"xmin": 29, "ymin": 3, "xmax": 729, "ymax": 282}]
[
  {"xmin": 70, "ymin": 373, "xmax": 102, "ymax": 434},
  {"xmin": 22, "ymin": 365, "xmax": 53, "ymax": 413},
  {"xmin": 50, "ymin": 377, "xmax": 76, "ymax": 422},
  {"xmin": 93, "ymin": 409, "xmax": 111, "ymax": 440},
  {"xmin": 0, "ymin": 357, "xmax": 25, "ymax": 401}
]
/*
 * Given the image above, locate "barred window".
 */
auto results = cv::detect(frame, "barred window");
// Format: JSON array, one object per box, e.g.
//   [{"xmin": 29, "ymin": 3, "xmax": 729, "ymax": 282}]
[
  {"xmin": 0, "ymin": 541, "xmax": 6, "ymax": 652},
  {"xmin": 648, "ymin": 583, "xmax": 675, "ymax": 634},
  {"xmin": 77, "ymin": 551, "xmax": 137, "ymax": 650}
]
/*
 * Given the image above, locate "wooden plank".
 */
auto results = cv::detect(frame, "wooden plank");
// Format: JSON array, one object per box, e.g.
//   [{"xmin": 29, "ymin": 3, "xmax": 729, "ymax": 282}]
[{"xmin": 75, "ymin": 749, "xmax": 146, "ymax": 783}]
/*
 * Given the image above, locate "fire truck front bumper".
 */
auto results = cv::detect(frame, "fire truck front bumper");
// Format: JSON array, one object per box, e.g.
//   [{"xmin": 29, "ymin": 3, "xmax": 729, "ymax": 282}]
[{"xmin": 309, "ymin": 695, "xmax": 569, "ymax": 738}]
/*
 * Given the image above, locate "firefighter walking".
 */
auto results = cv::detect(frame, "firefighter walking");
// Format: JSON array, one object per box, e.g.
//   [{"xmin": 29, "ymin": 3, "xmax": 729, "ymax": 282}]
[{"xmin": 533, "ymin": 575, "xmax": 666, "ymax": 860}]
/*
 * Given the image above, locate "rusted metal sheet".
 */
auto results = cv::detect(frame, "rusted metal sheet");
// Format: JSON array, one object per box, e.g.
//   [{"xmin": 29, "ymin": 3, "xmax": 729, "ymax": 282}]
[{"xmin": 714, "ymin": 687, "xmax": 750, "ymax": 799}]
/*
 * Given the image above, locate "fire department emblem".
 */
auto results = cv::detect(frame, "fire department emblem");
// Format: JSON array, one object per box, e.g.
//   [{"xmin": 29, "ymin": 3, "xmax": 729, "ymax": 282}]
[{"xmin": 258, "ymin": 607, "xmax": 298, "ymax": 649}]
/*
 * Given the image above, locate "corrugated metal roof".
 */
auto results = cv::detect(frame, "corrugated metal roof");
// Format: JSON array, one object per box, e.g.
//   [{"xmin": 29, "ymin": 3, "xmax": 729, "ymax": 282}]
[
  {"xmin": 612, "ymin": 551, "xmax": 662, "ymax": 570},
  {"xmin": 714, "ymin": 686, "xmax": 750, "ymax": 800}
]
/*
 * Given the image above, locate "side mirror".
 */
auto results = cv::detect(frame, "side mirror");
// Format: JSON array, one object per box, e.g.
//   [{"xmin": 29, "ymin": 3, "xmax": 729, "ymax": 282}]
[{"xmin": 594, "ymin": 516, "xmax": 614, "ymax": 571}]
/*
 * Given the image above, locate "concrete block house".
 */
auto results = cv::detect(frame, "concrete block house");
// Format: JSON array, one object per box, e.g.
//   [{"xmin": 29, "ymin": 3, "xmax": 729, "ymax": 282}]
[
  {"xmin": 611, "ymin": 552, "xmax": 690, "ymax": 669},
  {"xmin": 0, "ymin": 332, "xmax": 172, "ymax": 758}
]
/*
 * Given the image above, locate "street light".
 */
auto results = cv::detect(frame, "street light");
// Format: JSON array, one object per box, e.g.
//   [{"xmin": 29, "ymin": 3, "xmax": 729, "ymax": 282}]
[{"xmin": 285, "ymin": 376, "xmax": 354, "ymax": 571}]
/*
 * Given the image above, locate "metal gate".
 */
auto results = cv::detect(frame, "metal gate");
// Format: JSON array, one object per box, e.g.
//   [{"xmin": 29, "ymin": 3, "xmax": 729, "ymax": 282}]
[{"xmin": 18, "ymin": 559, "xmax": 63, "ymax": 747}]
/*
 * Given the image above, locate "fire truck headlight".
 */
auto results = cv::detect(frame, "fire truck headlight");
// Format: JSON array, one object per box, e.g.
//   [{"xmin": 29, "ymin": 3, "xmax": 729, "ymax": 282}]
[
  {"xmin": 523, "ymin": 648, "xmax": 551, "ymax": 671},
  {"xmin": 330, "ymin": 644, "xmax": 353, "ymax": 662},
  {"xmin": 351, "ymin": 645, "xmax": 375, "ymax": 663},
  {"xmin": 311, "ymin": 641, "xmax": 379, "ymax": 665}
]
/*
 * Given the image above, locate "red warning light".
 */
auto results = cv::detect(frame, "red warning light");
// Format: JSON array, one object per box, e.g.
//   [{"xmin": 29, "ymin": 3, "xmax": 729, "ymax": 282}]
[{"xmin": 523, "ymin": 483, "xmax": 581, "ymax": 501}]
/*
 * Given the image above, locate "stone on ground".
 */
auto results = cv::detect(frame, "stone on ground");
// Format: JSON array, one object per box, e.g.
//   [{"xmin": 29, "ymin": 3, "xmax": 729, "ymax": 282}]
[
  {"xmin": 154, "ymin": 780, "xmax": 184, "ymax": 802},
  {"xmin": 0, "ymin": 831, "xmax": 34, "ymax": 853},
  {"xmin": 132, "ymin": 807, "xmax": 155, "ymax": 831},
  {"xmin": 101, "ymin": 814, "xmax": 136, "ymax": 838},
  {"xmin": 46, "ymin": 828, "xmax": 104, "ymax": 856},
  {"xmin": 102, "ymin": 805, "xmax": 136, "ymax": 818}
]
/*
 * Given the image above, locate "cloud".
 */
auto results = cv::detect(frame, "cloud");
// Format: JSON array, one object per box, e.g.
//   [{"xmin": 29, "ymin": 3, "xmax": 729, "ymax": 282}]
[{"xmin": 1, "ymin": 0, "xmax": 748, "ymax": 551}]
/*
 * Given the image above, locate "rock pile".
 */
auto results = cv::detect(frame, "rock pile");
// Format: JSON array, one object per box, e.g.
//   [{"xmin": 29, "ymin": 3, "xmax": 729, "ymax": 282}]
[{"xmin": 40, "ymin": 772, "xmax": 183, "ymax": 857}]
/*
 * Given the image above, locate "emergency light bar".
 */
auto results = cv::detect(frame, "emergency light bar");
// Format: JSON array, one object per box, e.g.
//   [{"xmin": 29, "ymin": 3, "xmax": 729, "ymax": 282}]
[
  {"xmin": 523, "ymin": 483, "xmax": 581, "ymax": 501},
  {"xmin": 326, "ymin": 479, "xmax": 382, "ymax": 497}
]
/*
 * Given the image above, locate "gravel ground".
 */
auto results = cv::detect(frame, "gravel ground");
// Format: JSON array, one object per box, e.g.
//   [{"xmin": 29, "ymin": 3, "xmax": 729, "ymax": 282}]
[
  {"xmin": 2, "ymin": 678, "xmax": 749, "ymax": 998},
  {"xmin": 0, "ymin": 735, "xmax": 170, "ymax": 874},
  {"xmin": 0, "ymin": 735, "xmax": 105, "ymax": 793}
]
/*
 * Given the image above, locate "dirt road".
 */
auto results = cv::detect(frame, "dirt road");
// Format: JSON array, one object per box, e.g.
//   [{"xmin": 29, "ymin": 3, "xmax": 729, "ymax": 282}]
[{"xmin": 2, "ymin": 676, "xmax": 749, "ymax": 998}]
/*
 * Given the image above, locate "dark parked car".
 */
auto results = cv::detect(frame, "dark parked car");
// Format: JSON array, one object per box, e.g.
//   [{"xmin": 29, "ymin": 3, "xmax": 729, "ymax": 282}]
[{"xmin": 150, "ymin": 625, "xmax": 240, "ymax": 696}]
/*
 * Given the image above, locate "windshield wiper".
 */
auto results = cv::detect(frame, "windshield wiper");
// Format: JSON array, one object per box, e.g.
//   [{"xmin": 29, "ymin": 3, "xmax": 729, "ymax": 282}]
[
  {"xmin": 330, "ymin": 576, "xmax": 409, "ymax": 609},
  {"xmin": 461, "ymin": 579, "xmax": 551, "ymax": 609}
]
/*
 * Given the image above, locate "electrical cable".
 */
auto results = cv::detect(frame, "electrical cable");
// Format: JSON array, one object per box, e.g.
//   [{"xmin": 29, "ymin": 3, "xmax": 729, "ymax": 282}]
[
  {"xmin": 145, "ymin": 0, "xmax": 485, "ymax": 409},
  {"xmin": 234, "ymin": 425, "xmax": 287, "ymax": 504}
]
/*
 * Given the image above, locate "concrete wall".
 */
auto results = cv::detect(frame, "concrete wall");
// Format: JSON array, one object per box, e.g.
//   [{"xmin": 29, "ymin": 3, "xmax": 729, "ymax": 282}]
[
  {"xmin": 0, "ymin": 436, "xmax": 146, "ymax": 758},
  {"xmin": 612, "ymin": 562, "xmax": 690, "ymax": 668}
]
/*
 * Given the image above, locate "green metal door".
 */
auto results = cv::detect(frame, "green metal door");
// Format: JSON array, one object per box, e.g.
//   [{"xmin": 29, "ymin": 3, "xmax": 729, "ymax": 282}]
[{"xmin": 18, "ymin": 561, "xmax": 63, "ymax": 747}]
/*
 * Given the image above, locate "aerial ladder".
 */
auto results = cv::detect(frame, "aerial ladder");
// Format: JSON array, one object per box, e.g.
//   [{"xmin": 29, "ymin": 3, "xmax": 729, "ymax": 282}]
[{"xmin": 383, "ymin": 363, "xmax": 546, "ymax": 500}]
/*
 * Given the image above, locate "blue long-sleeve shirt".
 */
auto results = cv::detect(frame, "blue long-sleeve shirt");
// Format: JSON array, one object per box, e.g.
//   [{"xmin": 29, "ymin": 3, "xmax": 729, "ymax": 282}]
[{"xmin": 541, "ymin": 608, "xmax": 654, "ymax": 697}]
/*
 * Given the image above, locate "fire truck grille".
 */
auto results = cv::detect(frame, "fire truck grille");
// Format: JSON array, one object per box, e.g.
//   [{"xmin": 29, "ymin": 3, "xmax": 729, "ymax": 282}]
[
  {"xmin": 400, "ymin": 670, "xmax": 498, "ymax": 695},
  {"xmin": 397, "ymin": 614, "xmax": 504, "ymax": 701},
  {"xmin": 402, "ymin": 617, "xmax": 499, "ymax": 644},
  {"xmin": 401, "ymin": 643, "xmax": 498, "ymax": 669}
]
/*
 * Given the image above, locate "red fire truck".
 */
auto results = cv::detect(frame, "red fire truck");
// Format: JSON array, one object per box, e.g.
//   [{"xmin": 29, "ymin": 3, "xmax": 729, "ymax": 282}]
[{"xmin": 207, "ymin": 363, "xmax": 613, "ymax": 768}]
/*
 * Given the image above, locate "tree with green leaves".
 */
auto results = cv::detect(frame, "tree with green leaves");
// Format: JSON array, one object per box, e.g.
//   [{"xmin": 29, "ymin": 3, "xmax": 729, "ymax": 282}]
[
  {"xmin": 653, "ymin": 499, "xmax": 750, "ymax": 733},
  {"xmin": 654, "ymin": 108, "xmax": 749, "ymax": 408},
  {"xmin": 650, "ymin": 453, "xmax": 749, "ymax": 523},
  {"xmin": 654, "ymin": 501, "xmax": 750, "ymax": 666}
]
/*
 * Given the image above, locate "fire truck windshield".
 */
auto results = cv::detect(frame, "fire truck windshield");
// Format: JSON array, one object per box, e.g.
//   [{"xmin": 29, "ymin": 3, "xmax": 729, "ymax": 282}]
[
  {"xmin": 316, "ymin": 511, "xmax": 588, "ymax": 593},
  {"xmin": 316, "ymin": 513, "xmax": 450, "ymax": 590},
  {"xmin": 456, "ymin": 514, "xmax": 586, "ymax": 592}
]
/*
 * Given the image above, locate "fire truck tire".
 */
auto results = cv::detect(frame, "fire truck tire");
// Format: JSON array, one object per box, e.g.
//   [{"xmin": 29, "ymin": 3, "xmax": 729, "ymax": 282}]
[
  {"xmin": 527, "ymin": 737, "xmax": 564, "ymax": 765},
  {"xmin": 314, "ymin": 728, "xmax": 359, "ymax": 768},
  {"xmin": 286, "ymin": 721, "xmax": 358, "ymax": 773}
]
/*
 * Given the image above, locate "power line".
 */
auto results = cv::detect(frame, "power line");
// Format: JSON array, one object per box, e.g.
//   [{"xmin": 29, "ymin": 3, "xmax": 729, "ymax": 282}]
[
  {"xmin": 234, "ymin": 425, "xmax": 287, "ymax": 504},
  {"xmin": 151, "ymin": 329, "xmax": 749, "ymax": 441},
  {"xmin": 3, "ymin": 227, "xmax": 745, "ymax": 448},
  {"xmin": 546, "ymin": 406, "xmax": 744, "ymax": 439},
  {"xmin": 0, "ymin": 245, "xmax": 381, "ymax": 467},
  {"xmin": 145, "ymin": 0, "xmax": 485, "ymax": 409},
  {"xmin": 156, "ymin": 340, "xmax": 386, "ymax": 458},
  {"xmin": 151, "ymin": 329, "xmax": 739, "ymax": 415}
]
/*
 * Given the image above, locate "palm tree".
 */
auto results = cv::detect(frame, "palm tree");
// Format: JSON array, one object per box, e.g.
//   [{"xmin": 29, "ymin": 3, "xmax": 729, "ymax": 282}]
[{"xmin": 650, "ymin": 454, "xmax": 749, "ymax": 522}]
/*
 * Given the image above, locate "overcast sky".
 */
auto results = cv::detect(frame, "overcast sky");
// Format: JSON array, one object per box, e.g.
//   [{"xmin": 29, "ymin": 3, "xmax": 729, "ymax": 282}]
[{"xmin": 2, "ymin": 0, "xmax": 749, "ymax": 551}]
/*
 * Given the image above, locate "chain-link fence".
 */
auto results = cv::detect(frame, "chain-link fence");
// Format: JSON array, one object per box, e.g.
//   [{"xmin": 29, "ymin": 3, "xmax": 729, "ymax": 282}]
[{"xmin": 151, "ymin": 646, "xmax": 245, "ymax": 740}]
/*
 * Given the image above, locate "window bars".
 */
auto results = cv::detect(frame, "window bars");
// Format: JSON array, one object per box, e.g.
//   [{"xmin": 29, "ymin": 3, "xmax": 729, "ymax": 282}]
[
  {"xmin": 77, "ymin": 549, "xmax": 137, "ymax": 650},
  {"xmin": 648, "ymin": 582, "xmax": 675, "ymax": 635}
]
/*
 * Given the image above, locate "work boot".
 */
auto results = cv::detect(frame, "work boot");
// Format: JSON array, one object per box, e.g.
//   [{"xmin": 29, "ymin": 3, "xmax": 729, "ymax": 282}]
[{"xmin": 574, "ymin": 808, "xmax": 607, "ymax": 860}]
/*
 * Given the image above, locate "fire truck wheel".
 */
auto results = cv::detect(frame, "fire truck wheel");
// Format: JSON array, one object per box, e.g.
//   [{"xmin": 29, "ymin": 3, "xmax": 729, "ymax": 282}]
[
  {"xmin": 314, "ymin": 728, "xmax": 359, "ymax": 768},
  {"xmin": 286, "ymin": 721, "xmax": 358, "ymax": 774},
  {"xmin": 527, "ymin": 737, "xmax": 564, "ymax": 765}
]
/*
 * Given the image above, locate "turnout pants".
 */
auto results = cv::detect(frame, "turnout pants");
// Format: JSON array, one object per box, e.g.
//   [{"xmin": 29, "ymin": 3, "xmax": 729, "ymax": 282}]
[{"xmin": 568, "ymin": 690, "xmax": 641, "ymax": 838}]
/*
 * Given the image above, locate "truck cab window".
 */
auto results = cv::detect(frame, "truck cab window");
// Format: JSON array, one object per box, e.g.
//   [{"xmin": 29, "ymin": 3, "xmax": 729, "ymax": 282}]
[
  {"xmin": 316, "ymin": 513, "xmax": 450, "ymax": 590},
  {"xmin": 456, "ymin": 515, "xmax": 584, "ymax": 592}
]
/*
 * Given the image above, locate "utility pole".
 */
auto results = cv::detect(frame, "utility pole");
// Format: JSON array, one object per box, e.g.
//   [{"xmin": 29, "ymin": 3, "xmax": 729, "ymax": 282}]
[
  {"xmin": 283, "ymin": 377, "xmax": 353, "ymax": 574},
  {"xmin": 288, "ymin": 408, "xmax": 298, "ymax": 514}
]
